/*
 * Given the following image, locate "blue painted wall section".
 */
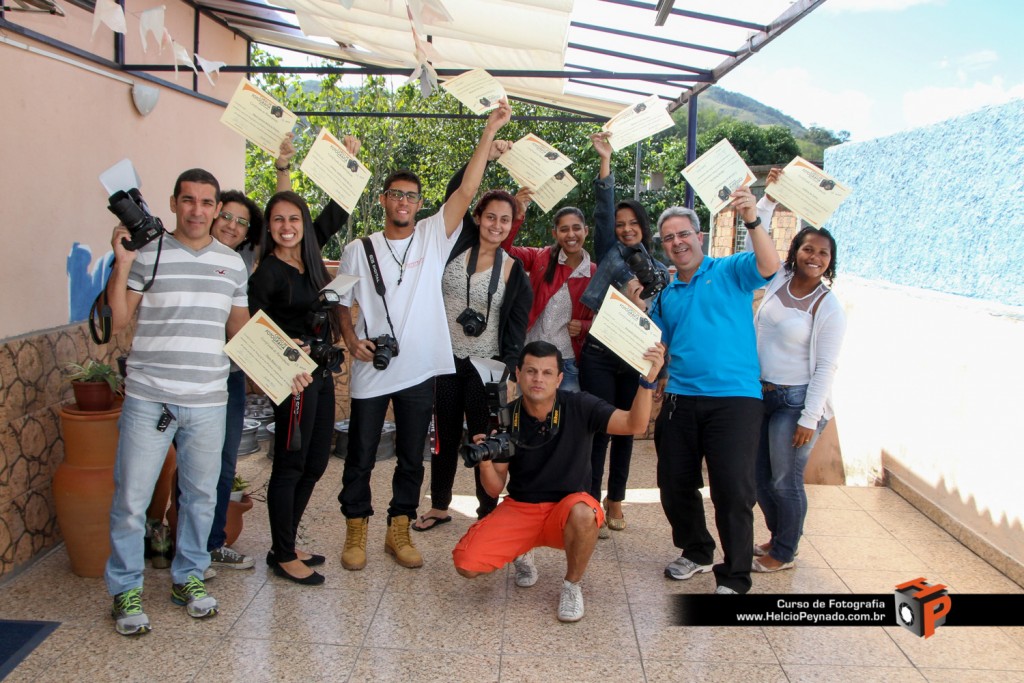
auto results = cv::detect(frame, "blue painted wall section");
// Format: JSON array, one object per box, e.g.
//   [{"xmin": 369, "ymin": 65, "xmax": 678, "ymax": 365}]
[
  {"xmin": 67, "ymin": 243, "xmax": 113, "ymax": 323},
  {"xmin": 824, "ymin": 99, "xmax": 1024, "ymax": 307}
]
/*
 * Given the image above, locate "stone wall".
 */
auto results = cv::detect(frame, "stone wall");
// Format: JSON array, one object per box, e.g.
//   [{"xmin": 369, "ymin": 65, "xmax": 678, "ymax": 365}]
[{"xmin": 0, "ymin": 322, "xmax": 132, "ymax": 580}]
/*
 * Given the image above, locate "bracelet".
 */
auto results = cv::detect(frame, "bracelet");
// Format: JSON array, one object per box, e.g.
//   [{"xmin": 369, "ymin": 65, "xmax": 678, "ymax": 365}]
[
  {"xmin": 638, "ymin": 376, "xmax": 658, "ymax": 390},
  {"xmin": 275, "ymin": 163, "xmax": 291, "ymax": 172},
  {"xmin": 743, "ymin": 216, "xmax": 761, "ymax": 230}
]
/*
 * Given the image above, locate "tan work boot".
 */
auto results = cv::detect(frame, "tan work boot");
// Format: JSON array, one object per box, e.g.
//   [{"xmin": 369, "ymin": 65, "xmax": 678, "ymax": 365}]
[
  {"xmin": 341, "ymin": 517, "xmax": 368, "ymax": 571},
  {"xmin": 384, "ymin": 515, "xmax": 423, "ymax": 568}
]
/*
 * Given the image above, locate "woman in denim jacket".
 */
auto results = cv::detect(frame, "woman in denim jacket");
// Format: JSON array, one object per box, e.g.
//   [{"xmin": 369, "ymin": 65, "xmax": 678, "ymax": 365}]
[{"xmin": 578, "ymin": 132, "xmax": 668, "ymax": 536}]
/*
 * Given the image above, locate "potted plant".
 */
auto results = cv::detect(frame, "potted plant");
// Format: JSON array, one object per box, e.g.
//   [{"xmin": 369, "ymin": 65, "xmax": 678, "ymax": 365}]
[
  {"xmin": 229, "ymin": 475, "xmax": 249, "ymax": 502},
  {"xmin": 64, "ymin": 360, "xmax": 123, "ymax": 412}
]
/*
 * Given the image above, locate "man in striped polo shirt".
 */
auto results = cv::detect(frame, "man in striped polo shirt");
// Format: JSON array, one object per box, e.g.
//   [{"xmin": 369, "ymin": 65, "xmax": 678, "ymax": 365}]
[{"xmin": 103, "ymin": 169, "xmax": 252, "ymax": 636}]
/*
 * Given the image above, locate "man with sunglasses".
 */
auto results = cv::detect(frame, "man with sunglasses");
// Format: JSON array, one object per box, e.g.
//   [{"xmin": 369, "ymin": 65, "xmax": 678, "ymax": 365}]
[
  {"xmin": 650, "ymin": 190, "xmax": 780, "ymax": 595},
  {"xmin": 336, "ymin": 101, "xmax": 511, "ymax": 571}
]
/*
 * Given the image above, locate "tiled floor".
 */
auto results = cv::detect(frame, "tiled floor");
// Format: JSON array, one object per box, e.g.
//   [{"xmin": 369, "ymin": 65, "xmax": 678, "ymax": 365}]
[{"xmin": 2, "ymin": 440, "xmax": 1023, "ymax": 682}]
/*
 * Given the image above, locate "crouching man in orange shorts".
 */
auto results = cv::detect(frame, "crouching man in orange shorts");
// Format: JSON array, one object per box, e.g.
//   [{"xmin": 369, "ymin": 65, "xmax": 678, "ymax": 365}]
[{"xmin": 453, "ymin": 339, "xmax": 665, "ymax": 622}]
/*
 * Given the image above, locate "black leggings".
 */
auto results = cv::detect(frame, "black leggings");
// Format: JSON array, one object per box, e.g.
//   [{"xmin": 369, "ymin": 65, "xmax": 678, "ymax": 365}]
[{"xmin": 430, "ymin": 357, "xmax": 498, "ymax": 519}]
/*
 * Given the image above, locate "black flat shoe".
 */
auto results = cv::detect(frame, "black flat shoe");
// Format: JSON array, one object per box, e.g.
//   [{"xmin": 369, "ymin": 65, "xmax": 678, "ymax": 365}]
[
  {"xmin": 266, "ymin": 551, "xmax": 278, "ymax": 567},
  {"xmin": 272, "ymin": 562, "xmax": 325, "ymax": 586},
  {"xmin": 300, "ymin": 554, "xmax": 326, "ymax": 567}
]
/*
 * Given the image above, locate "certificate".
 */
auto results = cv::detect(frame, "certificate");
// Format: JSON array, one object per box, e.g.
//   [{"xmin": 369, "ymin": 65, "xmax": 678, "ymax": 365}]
[
  {"xmin": 224, "ymin": 310, "xmax": 318, "ymax": 405},
  {"xmin": 681, "ymin": 138, "xmax": 756, "ymax": 215},
  {"xmin": 299, "ymin": 128, "xmax": 372, "ymax": 213},
  {"xmin": 219, "ymin": 79, "xmax": 297, "ymax": 157},
  {"xmin": 441, "ymin": 68, "xmax": 506, "ymax": 114},
  {"xmin": 765, "ymin": 157, "xmax": 852, "ymax": 228},
  {"xmin": 602, "ymin": 95, "xmax": 675, "ymax": 152},
  {"xmin": 510, "ymin": 168, "xmax": 578, "ymax": 214},
  {"xmin": 497, "ymin": 134, "xmax": 573, "ymax": 189},
  {"xmin": 588, "ymin": 287, "xmax": 662, "ymax": 376}
]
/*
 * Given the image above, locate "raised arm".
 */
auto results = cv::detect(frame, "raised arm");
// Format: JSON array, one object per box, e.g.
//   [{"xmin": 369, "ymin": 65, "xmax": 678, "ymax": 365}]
[
  {"xmin": 590, "ymin": 132, "xmax": 616, "ymax": 263},
  {"xmin": 274, "ymin": 133, "xmax": 297, "ymax": 192},
  {"xmin": 442, "ymin": 100, "xmax": 512, "ymax": 237},
  {"xmin": 605, "ymin": 343, "xmax": 665, "ymax": 435},
  {"xmin": 106, "ymin": 226, "xmax": 143, "ymax": 334},
  {"xmin": 732, "ymin": 186, "xmax": 780, "ymax": 279}
]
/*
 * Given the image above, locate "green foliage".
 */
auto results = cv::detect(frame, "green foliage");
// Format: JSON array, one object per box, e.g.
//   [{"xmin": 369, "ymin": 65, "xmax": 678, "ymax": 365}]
[{"xmin": 63, "ymin": 360, "xmax": 123, "ymax": 393}]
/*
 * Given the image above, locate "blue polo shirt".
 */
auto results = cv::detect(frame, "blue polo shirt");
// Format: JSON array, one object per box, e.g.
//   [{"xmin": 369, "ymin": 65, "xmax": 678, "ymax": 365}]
[{"xmin": 650, "ymin": 252, "xmax": 769, "ymax": 399}]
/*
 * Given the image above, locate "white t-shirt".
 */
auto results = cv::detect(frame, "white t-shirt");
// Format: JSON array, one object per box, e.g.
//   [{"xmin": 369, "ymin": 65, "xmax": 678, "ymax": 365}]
[{"xmin": 339, "ymin": 208, "xmax": 462, "ymax": 399}]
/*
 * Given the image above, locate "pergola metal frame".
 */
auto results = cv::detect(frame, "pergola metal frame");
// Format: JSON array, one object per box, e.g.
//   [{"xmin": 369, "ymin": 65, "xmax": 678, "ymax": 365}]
[{"xmin": 1, "ymin": 0, "xmax": 827, "ymax": 205}]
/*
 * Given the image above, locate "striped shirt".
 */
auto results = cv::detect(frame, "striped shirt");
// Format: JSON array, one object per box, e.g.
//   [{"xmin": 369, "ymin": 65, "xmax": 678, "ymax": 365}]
[{"xmin": 126, "ymin": 234, "xmax": 248, "ymax": 407}]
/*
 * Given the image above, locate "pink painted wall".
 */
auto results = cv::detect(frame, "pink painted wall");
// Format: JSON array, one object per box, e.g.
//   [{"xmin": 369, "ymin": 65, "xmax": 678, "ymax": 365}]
[{"xmin": 1, "ymin": 0, "xmax": 247, "ymax": 339}]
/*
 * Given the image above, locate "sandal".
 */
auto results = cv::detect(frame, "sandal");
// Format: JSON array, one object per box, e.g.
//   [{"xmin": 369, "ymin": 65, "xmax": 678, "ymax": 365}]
[
  {"xmin": 411, "ymin": 514, "xmax": 452, "ymax": 532},
  {"xmin": 603, "ymin": 498, "xmax": 626, "ymax": 531}
]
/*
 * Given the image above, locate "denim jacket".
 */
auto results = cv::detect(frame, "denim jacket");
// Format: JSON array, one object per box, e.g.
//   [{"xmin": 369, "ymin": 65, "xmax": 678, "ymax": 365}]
[{"xmin": 580, "ymin": 174, "xmax": 668, "ymax": 312}]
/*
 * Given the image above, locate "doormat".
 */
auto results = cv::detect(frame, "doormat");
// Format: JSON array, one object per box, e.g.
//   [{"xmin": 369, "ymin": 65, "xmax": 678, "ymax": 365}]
[{"xmin": 0, "ymin": 620, "xmax": 59, "ymax": 679}]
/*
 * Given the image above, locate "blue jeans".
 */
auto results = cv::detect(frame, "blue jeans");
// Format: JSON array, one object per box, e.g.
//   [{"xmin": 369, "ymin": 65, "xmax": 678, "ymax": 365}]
[
  {"xmin": 560, "ymin": 357, "xmax": 580, "ymax": 392},
  {"xmin": 755, "ymin": 384, "xmax": 827, "ymax": 563},
  {"xmin": 208, "ymin": 369, "xmax": 246, "ymax": 551},
  {"xmin": 105, "ymin": 396, "xmax": 224, "ymax": 595}
]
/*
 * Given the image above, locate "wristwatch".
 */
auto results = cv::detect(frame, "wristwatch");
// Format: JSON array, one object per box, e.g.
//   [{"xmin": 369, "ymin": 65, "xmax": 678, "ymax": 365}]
[{"xmin": 743, "ymin": 216, "xmax": 762, "ymax": 230}]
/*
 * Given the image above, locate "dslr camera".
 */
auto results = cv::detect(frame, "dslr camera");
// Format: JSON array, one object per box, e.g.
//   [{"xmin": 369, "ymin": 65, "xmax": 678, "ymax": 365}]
[
  {"xmin": 461, "ymin": 380, "xmax": 515, "ymax": 467},
  {"xmin": 622, "ymin": 243, "xmax": 668, "ymax": 300},
  {"xmin": 107, "ymin": 188, "xmax": 165, "ymax": 251},
  {"xmin": 371, "ymin": 334, "xmax": 399, "ymax": 370},
  {"xmin": 303, "ymin": 289, "xmax": 345, "ymax": 373},
  {"xmin": 456, "ymin": 307, "xmax": 487, "ymax": 337}
]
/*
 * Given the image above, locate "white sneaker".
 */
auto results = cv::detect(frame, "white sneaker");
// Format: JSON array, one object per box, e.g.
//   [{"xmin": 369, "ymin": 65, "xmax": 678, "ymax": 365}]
[
  {"xmin": 513, "ymin": 551, "xmax": 538, "ymax": 588},
  {"xmin": 664, "ymin": 555, "xmax": 713, "ymax": 581},
  {"xmin": 714, "ymin": 585, "xmax": 738, "ymax": 595},
  {"xmin": 558, "ymin": 579, "xmax": 585, "ymax": 622}
]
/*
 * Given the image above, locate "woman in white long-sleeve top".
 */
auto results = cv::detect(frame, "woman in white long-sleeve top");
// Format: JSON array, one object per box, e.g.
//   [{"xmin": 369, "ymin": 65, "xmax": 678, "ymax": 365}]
[{"xmin": 752, "ymin": 190, "xmax": 846, "ymax": 573}]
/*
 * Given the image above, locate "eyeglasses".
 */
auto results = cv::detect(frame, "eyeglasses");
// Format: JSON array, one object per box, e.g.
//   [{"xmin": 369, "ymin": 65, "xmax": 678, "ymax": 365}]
[
  {"xmin": 661, "ymin": 230, "xmax": 696, "ymax": 244},
  {"xmin": 383, "ymin": 189, "xmax": 423, "ymax": 202},
  {"xmin": 217, "ymin": 211, "xmax": 250, "ymax": 229}
]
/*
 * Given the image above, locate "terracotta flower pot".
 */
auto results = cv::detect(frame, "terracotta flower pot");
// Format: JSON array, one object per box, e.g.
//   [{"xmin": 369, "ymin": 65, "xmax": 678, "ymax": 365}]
[
  {"xmin": 223, "ymin": 494, "xmax": 254, "ymax": 547},
  {"xmin": 71, "ymin": 380, "xmax": 115, "ymax": 412},
  {"xmin": 55, "ymin": 401, "xmax": 122, "ymax": 577}
]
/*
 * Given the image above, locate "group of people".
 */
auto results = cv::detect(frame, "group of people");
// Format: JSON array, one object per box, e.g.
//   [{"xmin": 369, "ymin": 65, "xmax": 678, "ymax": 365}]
[{"xmin": 102, "ymin": 99, "xmax": 846, "ymax": 635}]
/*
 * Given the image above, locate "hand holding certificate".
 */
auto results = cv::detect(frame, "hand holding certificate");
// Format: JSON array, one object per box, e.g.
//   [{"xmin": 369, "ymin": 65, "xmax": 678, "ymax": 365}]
[
  {"xmin": 509, "ymin": 168, "xmax": 578, "ymax": 214},
  {"xmin": 588, "ymin": 286, "xmax": 663, "ymax": 376},
  {"xmin": 441, "ymin": 68, "xmax": 507, "ymax": 114},
  {"xmin": 602, "ymin": 95, "xmax": 676, "ymax": 152},
  {"xmin": 220, "ymin": 79, "xmax": 298, "ymax": 157},
  {"xmin": 497, "ymin": 134, "xmax": 572, "ymax": 189},
  {"xmin": 765, "ymin": 157, "xmax": 852, "ymax": 228},
  {"xmin": 681, "ymin": 138, "xmax": 756, "ymax": 215},
  {"xmin": 224, "ymin": 310, "xmax": 319, "ymax": 405},
  {"xmin": 299, "ymin": 128, "xmax": 372, "ymax": 213}
]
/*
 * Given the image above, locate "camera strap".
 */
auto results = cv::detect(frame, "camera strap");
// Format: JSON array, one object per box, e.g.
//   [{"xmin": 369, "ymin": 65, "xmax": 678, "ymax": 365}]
[
  {"xmin": 464, "ymin": 243, "xmax": 503, "ymax": 326},
  {"xmin": 88, "ymin": 233, "xmax": 165, "ymax": 345},
  {"xmin": 509, "ymin": 395, "xmax": 561, "ymax": 447},
  {"xmin": 359, "ymin": 236, "xmax": 399, "ymax": 342}
]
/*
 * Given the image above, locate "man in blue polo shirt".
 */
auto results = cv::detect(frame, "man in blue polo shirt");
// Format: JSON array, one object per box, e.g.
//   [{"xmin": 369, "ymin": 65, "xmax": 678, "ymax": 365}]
[{"xmin": 649, "ymin": 188, "xmax": 780, "ymax": 594}]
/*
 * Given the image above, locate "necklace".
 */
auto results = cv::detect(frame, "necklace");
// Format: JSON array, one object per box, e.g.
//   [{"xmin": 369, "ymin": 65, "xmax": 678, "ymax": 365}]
[{"xmin": 382, "ymin": 232, "xmax": 415, "ymax": 286}]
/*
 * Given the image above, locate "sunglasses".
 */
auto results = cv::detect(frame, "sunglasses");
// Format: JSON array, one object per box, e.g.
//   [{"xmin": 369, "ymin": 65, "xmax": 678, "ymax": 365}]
[{"xmin": 217, "ymin": 211, "xmax": 250, "ymax": 229}]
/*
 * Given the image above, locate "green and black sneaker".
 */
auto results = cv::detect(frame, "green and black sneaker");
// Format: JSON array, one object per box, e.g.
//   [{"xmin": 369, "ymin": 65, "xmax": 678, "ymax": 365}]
[
  {"xmin": 111, "ymin": 587, "xmax": 151, "ymax": 636},
  {"xmin": 170, "ymin": 575, "xmax": 218, "ymax": 618}
]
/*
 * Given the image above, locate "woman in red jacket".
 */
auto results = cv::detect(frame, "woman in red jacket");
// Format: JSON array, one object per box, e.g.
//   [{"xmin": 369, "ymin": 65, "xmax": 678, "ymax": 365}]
[{"xmin": 500, "ymin": 199, "xmax": 596, "ymax": 391}]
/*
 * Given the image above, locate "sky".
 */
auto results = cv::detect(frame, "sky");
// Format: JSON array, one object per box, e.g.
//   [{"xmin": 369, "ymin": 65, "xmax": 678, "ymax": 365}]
[{"xmin": 720, "ymin": 0, "xmax": 1024, "ymax": 141}]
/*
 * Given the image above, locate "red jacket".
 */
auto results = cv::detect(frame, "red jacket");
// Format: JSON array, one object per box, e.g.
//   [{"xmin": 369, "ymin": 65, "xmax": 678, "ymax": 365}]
[{"xmin": 503, "ymin": 222, "xmax": 596, "ymax": 362}]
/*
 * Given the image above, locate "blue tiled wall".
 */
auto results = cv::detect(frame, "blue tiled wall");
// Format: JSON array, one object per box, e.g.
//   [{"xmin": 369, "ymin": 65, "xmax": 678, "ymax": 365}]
[{"xmin": 824, "ymin": 99, "xmax": 1024, "ymax": 307}]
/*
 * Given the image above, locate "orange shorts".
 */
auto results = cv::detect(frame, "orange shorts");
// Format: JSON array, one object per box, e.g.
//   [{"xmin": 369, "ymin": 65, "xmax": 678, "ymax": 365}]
[{"xmin": 452, "ymin": 492, "xmax": 604, "ymax": 574}]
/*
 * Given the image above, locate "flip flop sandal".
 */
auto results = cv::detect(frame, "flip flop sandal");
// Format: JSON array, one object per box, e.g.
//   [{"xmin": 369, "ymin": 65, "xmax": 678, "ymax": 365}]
[{"xmin": 411, "ymin": 515, "xmax": 452, "ymax": 532}]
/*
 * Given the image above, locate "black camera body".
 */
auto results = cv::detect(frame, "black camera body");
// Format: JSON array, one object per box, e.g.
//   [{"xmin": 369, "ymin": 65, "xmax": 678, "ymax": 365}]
[
  {"xmin": 372, "ymin": 334, "xmax": 399, "ymax": 370},
  {"xmin": 304, "ymin": 290, "xmax": 344, "ymax": 373},
  {"xmin": 107, "ymin": 188, "xmax": 165, "ymax": 251},
  {"xmin": 456, "ymin": 307, "xmax": 487, "ymax": 337},
  {"xmin": 461, "ymin": 380, "xmax": 515, "ymax": 467},
  {"xmin": 622, "ymin": 243, "xmax": 668, "ymax": 300}
]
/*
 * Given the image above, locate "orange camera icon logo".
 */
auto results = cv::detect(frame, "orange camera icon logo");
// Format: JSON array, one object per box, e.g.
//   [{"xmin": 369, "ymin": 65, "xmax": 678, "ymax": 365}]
[{"xmin": 894, "ymin": 577, "xmax": 951, "ymax": 638}]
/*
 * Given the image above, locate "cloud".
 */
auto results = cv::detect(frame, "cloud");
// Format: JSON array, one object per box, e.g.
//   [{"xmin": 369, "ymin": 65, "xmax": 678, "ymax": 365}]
[
  {"xmin": 957, "ymin": 49, "xmax": 999, "ymax": 69},
  {"xmin": 903, "ymin": 77, "xmax": 1024, "ymax": 129},
  {"xmin": 722, "ymin": 65, "xmax": 876, "ymax": 139},
  {"xmin": 823, "ymin": 0, "xmax": 942, "ymax": 12}
]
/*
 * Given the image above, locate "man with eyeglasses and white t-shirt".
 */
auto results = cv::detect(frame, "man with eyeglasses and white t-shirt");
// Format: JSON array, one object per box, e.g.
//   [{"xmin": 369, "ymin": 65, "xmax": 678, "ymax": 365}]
[{"xmin": 336, "ymin": 101, "xmax": 511, "ymax": 571}]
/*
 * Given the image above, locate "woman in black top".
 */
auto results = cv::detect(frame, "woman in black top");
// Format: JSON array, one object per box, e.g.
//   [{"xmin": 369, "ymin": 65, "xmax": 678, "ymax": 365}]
[{"xmin": 248, "ymin": 188, "xmax": 348, "ymax": 586}]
